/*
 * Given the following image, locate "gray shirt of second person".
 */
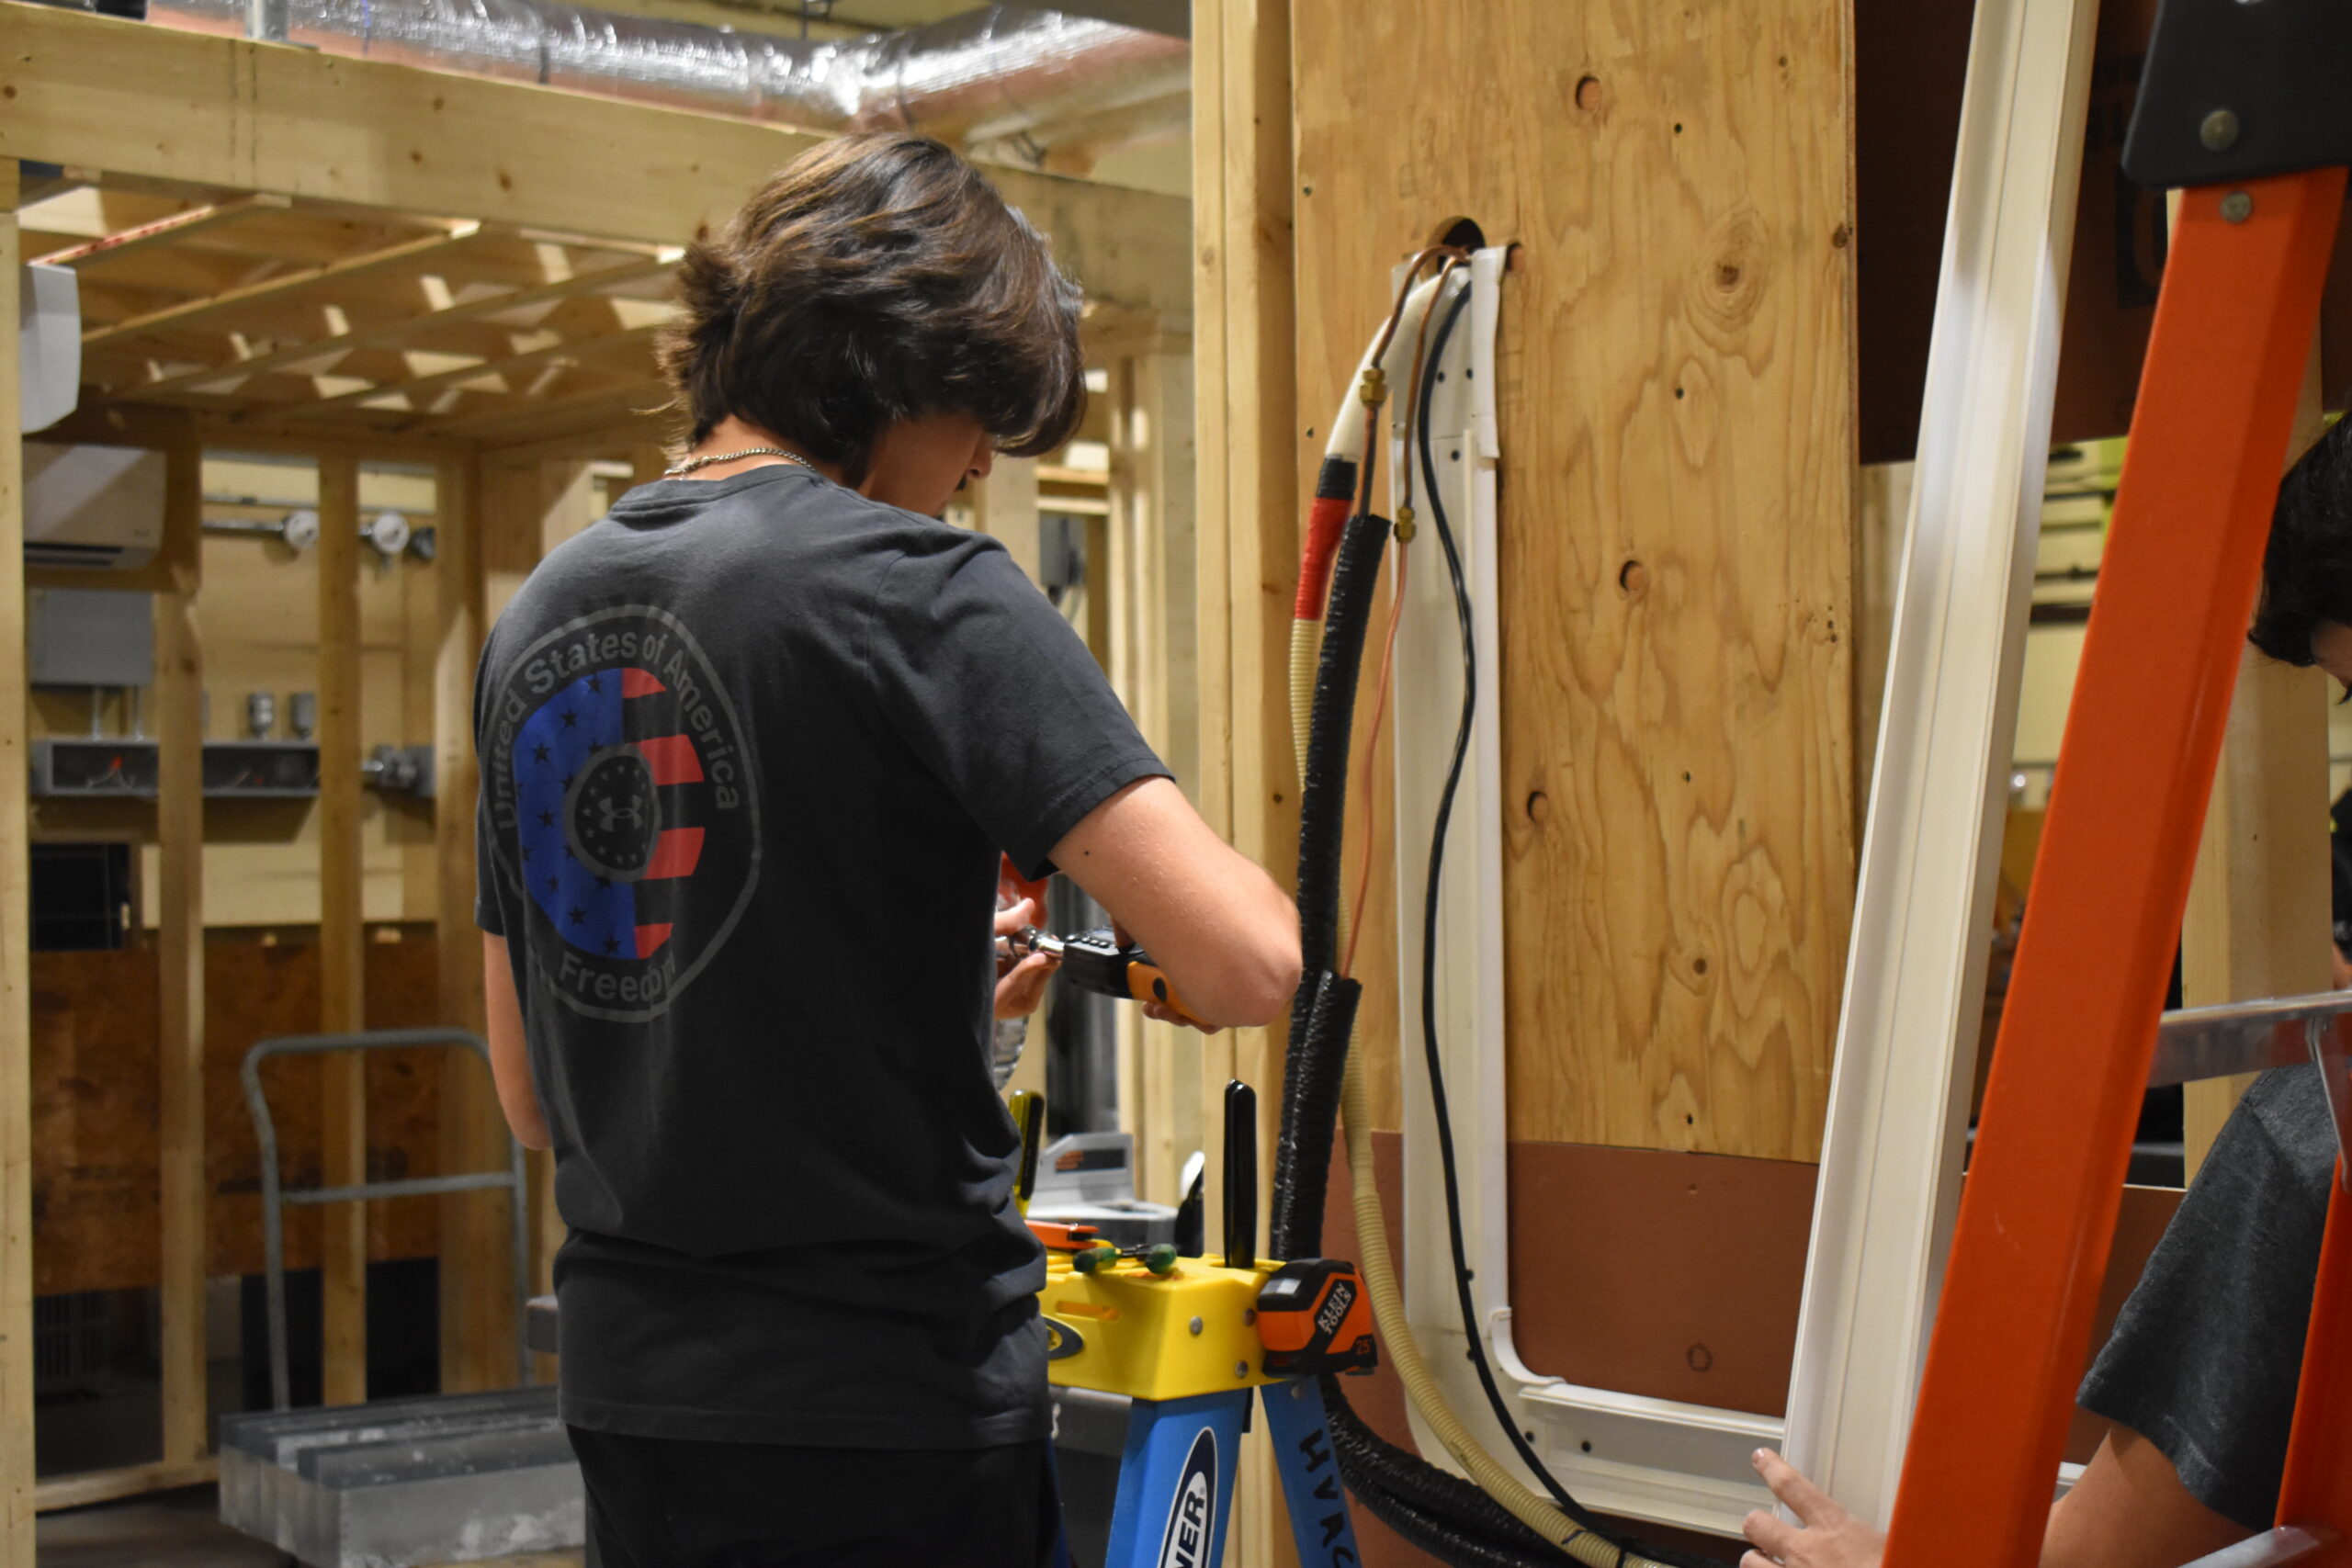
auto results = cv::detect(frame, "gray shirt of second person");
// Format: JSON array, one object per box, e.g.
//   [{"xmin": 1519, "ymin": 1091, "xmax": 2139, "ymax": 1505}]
[{"xmin": 2078, "ymin": 1064, "xmax": 2338, "ymax": 1531}]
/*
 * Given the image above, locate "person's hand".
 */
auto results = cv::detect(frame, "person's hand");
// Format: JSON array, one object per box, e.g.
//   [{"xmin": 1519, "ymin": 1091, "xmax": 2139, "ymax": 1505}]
[
  {"xmin": 1741, "ymin": 1449, "xmax": 1883, "ymax": 1568},
  {"xmin": 994, "ymin": 898, "xmax": 1057, "ymax": 1021}
]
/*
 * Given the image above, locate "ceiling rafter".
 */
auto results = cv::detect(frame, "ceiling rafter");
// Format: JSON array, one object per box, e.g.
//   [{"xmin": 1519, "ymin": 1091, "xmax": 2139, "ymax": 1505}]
[
  {"xmin": 279, "ymin": 321, "xmax": 666, "ymax": 422},
  {"xmin": 81, "ymin": 222, "xmax": 487, "ymax": 351},
  {"xmin": 31, "ymin": 192, "xmax": 294, "ymax": 267},
  {"xmin": 91, "ymin": 253, "xmax": 678, "ymax": 404}
]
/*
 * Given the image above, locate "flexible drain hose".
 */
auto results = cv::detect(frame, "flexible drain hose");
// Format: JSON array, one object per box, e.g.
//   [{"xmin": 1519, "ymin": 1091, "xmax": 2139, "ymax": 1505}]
[{"xmin": 1271, "ymin": 274, "xmax": 1719, "ymax": 1568}]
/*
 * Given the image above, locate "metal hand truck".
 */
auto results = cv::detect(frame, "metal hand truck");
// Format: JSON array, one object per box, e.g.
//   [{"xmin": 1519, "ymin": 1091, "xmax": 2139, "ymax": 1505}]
[
  {"xmin": 1883, "ymin": 4, "xmax": 2352, "ymax": 1562},
  {"xmin": 243, "ymin": 1028, "xmax": 532, "ymax": 1410}
]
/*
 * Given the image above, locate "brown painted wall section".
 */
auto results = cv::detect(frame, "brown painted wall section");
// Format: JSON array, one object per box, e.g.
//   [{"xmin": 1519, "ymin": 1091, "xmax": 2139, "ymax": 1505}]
[{"xmin": 1326, "ymin": 1134, "xmax": 2181, "ymax": 1566}]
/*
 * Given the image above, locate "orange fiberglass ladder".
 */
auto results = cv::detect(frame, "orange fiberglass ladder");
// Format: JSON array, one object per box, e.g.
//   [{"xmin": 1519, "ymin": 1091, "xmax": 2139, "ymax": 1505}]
[{"xmin": 1881, "ymin": 4, "xmax": 2352, "ymax": 1566}]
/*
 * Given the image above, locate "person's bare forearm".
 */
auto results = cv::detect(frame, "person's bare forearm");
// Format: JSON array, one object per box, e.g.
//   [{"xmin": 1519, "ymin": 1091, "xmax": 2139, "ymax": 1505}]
[
  {"xmin": 1051, "ymin": 777, "xmax": 1302, "ymax": 1028},
  {"xmin": 481, "ymin": 933, "xmax": 552, "ymax": 1150}
]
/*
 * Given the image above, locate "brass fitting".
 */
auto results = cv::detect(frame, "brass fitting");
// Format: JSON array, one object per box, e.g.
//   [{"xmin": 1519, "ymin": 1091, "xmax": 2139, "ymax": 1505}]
[
  {"xmin": 1360, "ymin": 367, "xmax": 1388, "ymax": 407},
  {"xmin": 1394, "ymin": 505, "xmax": 1418, "ymax": 543}
]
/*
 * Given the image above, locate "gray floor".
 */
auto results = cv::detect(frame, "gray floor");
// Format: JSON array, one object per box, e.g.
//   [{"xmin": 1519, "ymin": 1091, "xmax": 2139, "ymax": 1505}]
[
  {"xmin": 35, "ymin": 1486, "xmax": 584, "ymax": 1568},
  {"xmin": 38, "ymin": 1488, "xmax": 284, "ymax": 1568}
]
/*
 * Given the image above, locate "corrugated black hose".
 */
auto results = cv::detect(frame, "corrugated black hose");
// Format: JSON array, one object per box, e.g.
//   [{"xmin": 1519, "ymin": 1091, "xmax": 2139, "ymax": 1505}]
[
  {"xmin": 1272, "ymin": 504, "xmax": 1390, "ymax": 1258},
  {"xmin": 1270, "ymin": 282, "xmax": 1731, "ymax": 1568}
]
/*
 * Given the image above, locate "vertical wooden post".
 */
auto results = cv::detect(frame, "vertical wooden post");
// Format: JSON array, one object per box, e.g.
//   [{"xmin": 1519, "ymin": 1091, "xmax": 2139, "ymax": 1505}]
[
  {"xmin": 1194, "ymin": 1, "xmax": 1298, "ymax": 1556},
  {"xmin": 1194, "ymin": 0, "xmax": 1298, "ymax": 1214},
  {"xmin": 972, "ymin": 457, "xmax": 1050, "ymax": 1104},
  {"xmin": 435, "ymin": 453, "xmax": 509, "ymax": 1391},
  {"xmin": 1108, "ymin": 359, "xmax": 1151, "ymax": 1184},
  {"xmin": 628, "ymin": 445, "xmax": 669, "ymax": 495},
  {"xmin": 973, "ymin": 456, "xmax": 1044, "ymax": 581},
  {"xmin": 317, "ymin": 453, "xmax": 368, "ymax": 1406},
  {"xmin": 1107, "ymin": 348, "xmax": 1201, "ymax": 1201},
  {"xmin": 0, "ymin": 154, "xmax": 37, "ymax": 1568},
  {"xmin": 537, "ymin": 460, "xmax": 600, "ymax": 558},
  {"xmin": 2179, "ymin": 340, "xmax": 2334, "ymax": 1180},
  {"xmin": 154, "ymin": 416, "xmax": 208, "ymax": 1461}
]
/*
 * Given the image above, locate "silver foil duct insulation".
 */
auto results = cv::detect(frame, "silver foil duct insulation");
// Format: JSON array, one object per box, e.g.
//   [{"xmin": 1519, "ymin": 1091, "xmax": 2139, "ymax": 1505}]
[
  {"xmin": 143, "ymin": 0, "xmax": 1187, "ymax": 141},
  {"xmin": 834, "ymin": 8, "xmax": 1186, "ymax": 143}
]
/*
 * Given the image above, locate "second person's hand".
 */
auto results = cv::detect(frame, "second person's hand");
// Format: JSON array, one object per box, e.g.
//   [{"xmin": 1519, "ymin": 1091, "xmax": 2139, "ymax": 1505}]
[
  {"xmin": 994, "ymin": 897, "xmax": 1057, "ymax": 1020},
  {"xmin": 1741, "ymin": 1449, "xmax": 1884, "ymax": 1568}
]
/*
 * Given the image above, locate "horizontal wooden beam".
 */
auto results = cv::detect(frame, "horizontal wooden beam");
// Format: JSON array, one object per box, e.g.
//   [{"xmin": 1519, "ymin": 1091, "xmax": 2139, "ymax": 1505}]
[
  {"xmin": 424, "ymin": 381, "xmax": 662, "ymax": 446},
  {"xmin": 34, "ymin": 1457, "xmax": 216, "ymax": 1514},
  {"xmin": 30, "ymin": 191, "xmax": 290, "ymax": 267},
  {"xmin": 0, "ymin": 6, "xmax": 1191, "ymax": 315},
  {"xmin": 83, "ymin": 223, "xmax": 482, "ymax": 350},
  {"xmin": 35, "ymin": 400, "xmax": 452, "ymax": 462}
]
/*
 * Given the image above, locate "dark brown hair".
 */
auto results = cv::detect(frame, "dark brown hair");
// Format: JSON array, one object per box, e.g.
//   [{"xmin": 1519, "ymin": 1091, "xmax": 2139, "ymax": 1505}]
[
  {"xmin": 2253, "ymin": 414, "xmax": 2352, "ymax": 669},
  {"xmin": 657, "ymin": 132, "xmax": 1086, "ymax": 484}
]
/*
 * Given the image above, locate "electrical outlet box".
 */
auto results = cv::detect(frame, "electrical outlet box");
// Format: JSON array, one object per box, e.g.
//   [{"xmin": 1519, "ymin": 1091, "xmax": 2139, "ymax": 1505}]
[{"xmin": 30, "ymin": 739, "xmax": 322, "ymax": 798}]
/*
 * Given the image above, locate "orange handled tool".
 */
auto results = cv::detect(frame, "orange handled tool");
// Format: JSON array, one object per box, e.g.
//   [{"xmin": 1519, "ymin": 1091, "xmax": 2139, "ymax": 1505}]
[{"xmin": 1008, "ymin": 926, "xmax": 1209, "ymax": 1029}]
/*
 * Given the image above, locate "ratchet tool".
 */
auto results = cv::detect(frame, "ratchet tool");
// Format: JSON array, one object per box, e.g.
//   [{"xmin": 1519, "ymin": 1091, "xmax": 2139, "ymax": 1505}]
[{"xmin": 1001, "ymin": 926, "xmax": 1207, "ymax": 1028}]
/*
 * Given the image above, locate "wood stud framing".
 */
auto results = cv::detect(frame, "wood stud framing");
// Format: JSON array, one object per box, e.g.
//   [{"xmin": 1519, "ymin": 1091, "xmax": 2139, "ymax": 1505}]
[
  {"xmin": 1104, "ymin": 348, "xmax": 1199, "ymax": 1204},
  {"xmin": 0, "ymin": 152, "xmax": 34, "ymax": 1568},
  {"xmin": 1192, "ymin": 0, "xmax": 1298, "ymax": 1556},
  {"xmin": 153, "ymin": 414, "xmax": 209, "ymax": 1466},
  {"xmin": 435, "ymin": 454, "xmax": 511, "ymax": 1393},
  {"xmin": 317, "ymin": 453, "xmax": 368, "ymax": 1407}
]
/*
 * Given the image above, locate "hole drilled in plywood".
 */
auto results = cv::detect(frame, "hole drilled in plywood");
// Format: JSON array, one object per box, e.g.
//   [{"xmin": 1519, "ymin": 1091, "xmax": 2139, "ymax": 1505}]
[{"xmin": 1430, "ymin": 217, "xmax": 1487, "ymax": 253}]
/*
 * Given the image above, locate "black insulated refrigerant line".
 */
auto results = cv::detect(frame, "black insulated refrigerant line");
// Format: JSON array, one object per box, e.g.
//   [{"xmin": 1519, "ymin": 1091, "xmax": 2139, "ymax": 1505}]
[{"xmin": 1270, "ymin": 281, "xmax": 1729, "ymax": 1568}]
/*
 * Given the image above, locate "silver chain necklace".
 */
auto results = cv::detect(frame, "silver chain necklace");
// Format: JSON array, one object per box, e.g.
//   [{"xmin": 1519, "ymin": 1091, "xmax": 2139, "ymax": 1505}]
[{"xmin": 663, "ymin": 446, "xmax": 814, "ymax": 478}]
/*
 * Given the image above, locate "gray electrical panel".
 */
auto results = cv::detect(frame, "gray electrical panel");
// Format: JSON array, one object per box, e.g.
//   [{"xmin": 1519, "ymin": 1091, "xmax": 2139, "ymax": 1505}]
[{"xmin": 28, "ymin": 588, "xmax": 153, "ymax": 689}]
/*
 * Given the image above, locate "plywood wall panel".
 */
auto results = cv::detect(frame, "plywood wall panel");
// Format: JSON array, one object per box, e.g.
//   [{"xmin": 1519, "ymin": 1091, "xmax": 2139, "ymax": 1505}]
[
  {"xmin": 31, "ymin": 937, "xmax": 447, "ymax": 1297},
  {"xmin": 1291, "ymin": 1, "xmax": 1858, "ymax": 1158}
]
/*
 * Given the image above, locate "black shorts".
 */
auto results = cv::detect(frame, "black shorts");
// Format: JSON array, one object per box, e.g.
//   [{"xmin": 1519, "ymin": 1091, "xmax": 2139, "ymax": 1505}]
[{"xmin": 568, "ymin": 1427, "xmax": 1063, "ymax": 1568}]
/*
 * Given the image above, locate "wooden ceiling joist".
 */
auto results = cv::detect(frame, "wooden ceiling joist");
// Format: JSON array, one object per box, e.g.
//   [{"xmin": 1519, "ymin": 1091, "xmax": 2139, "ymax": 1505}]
[
  {"xmin": 0, "ymin": 6, "xmax": 1191, "ymax": 315},
  {"xmin": 29, "ymin": 192, "xmax": 292, "ymax": 267},
  {"xmin": 95, "ymin": 254, "xmax": 677, "ymax": 404},
  {"xmin": 81, "ymin": 222, "xmax": 483, "ymax": 351},
  {"xmin": 288, "ymin": 321, "xmax": 663, "ymax": 421},
  {"xmin": 425, "ymin": 381, "xmax": 666, "ymax": 446},
  {"xmin": 1, "ymin": 2, "xmax": 1187, "ymax": 449}
]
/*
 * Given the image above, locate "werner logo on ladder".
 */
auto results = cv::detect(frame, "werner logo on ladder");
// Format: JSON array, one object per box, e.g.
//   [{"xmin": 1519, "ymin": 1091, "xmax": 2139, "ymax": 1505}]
[{"xmin": 1888, "ymin": 5, "xmax": 2352, "ymax": 1565}]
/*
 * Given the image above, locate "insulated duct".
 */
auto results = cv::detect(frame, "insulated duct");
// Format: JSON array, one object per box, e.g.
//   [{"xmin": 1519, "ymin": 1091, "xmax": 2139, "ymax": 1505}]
[{"xmin": 146, "ymin": 0, "xmax": 1189, "ymax": 147}]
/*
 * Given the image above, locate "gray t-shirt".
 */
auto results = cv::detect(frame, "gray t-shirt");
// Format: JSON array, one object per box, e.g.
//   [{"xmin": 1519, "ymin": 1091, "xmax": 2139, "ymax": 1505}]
[
  {"xmin": 474, "ymin": 464, "xmax": 1167, "ymax": 1448},
  {"xmin": 2078, "ymin": 1065, "xmax": 2338, "ymax": 1530}
]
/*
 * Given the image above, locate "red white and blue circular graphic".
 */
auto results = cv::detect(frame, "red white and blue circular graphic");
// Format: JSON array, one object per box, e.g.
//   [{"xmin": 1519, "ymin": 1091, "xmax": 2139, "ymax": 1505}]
[{"xmin": 483, "ymin": 605, "xmax": 759, "ymax": 1021}]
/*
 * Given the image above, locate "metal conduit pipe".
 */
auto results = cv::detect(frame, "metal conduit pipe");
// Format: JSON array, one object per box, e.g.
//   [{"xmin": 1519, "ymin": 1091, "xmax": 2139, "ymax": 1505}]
[{"xmin": 147, "ymin": 0, "xmax": 1189, "ymax": 147}]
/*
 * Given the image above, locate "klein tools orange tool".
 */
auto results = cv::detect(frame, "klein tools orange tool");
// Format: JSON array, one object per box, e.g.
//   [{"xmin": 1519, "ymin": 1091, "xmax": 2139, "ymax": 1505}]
[{"xmin": 1001, "ymin": 926, "xmax": 1209, "ymax": 1029}]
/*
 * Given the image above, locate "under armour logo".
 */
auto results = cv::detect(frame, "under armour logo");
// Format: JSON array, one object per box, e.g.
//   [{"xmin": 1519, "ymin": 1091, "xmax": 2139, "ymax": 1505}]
[{"xmin": 597, "ymin": 795, "xmax": 646, "ymax": 831}]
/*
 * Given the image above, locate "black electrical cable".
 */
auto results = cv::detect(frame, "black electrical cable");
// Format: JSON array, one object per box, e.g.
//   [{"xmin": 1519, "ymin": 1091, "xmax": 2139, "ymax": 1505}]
[
  {"xmin": 1412, "ymin": 279, "xmax": 1613, "ymax": 1530},
  {"xmin": 1408, "ymin": 283, "xmax": 1729, "ymax": 1568}
]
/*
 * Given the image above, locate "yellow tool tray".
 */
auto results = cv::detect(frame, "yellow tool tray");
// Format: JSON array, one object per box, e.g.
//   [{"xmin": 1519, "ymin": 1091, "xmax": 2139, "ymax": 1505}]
[{"xmin": 1038, "ymin": 1254, "xmax": 1281, "ymax": 1404}]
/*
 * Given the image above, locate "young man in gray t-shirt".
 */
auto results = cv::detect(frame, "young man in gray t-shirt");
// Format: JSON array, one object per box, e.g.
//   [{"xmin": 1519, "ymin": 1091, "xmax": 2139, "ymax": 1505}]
[{"xmin": 475, "ymin": 132, "xmax": 1300, "ymax": 1567}]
